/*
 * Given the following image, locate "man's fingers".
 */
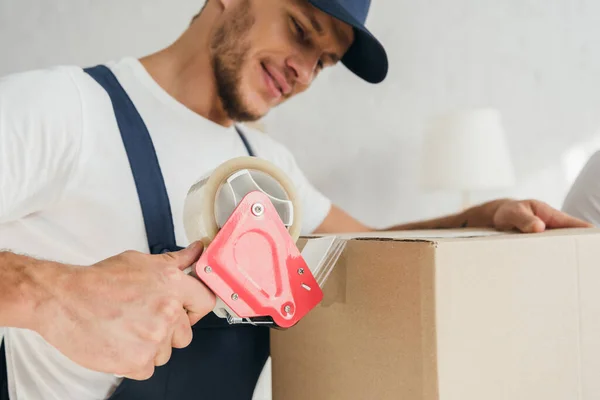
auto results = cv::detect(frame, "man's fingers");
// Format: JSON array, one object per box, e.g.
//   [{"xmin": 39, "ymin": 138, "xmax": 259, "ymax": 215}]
[
  {"xmin": 524, "ymin": 217, "xmax": 546, "ymax": 233},
  {"xmin": 175, "ymin": 274, "xmax": 216, "ymax": 319},
  {"xmin": 187, "ymin": 310, "xmax": 206, "ymax": 326},
  {"xmin": 531, "ymin": 201, "xmax": 594, "ymax": 229},
  {"xmin": 125, "ymin": 363, "xmax": 155, "ymax": 381},
  {"xmin": 545, "ymin": 212, "xmax": 593, "ymax": 229},
  {"xmin": 160, "ymin": 241, "xmax": 214, "ymax": 327},
  {"xmin": 501, "ymin": 202, "xmax": 546, "ymax": 233},
  {"xmin": 154, "ymin": 338, "xmax": 173, "ymax": 367},
  {"xmin": 502, "ymin": 200, "xmax": 593, "ymax": 233},
  {"xmin": 165, "ymin": 241, "xmax": 204, "ymax": 271},
  {"xmin": 172, "ymin": 310, "xmax": 194, "ymax": 349}
]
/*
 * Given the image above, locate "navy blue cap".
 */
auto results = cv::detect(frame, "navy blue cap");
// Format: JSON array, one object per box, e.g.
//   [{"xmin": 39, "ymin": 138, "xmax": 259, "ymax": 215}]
[{"xmin": 308, "ymin": 0, "xmax": 388, "ymax": 84}]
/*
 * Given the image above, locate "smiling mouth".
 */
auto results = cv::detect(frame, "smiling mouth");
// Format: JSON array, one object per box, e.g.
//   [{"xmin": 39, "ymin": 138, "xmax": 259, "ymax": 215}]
[{"xmin": 261, "ymin": 62, "xmax": 283, "ymax": 97}]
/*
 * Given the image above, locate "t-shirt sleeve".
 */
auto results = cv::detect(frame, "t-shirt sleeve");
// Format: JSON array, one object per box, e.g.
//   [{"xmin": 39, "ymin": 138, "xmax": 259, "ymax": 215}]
[
  {"xmin": 0, "ymin": 67, "xmax": 82, "ymax": 224},
  {"xmin": 240, "ymin": 127, "xmax": 332, "ymax": 235},
  {"xmin": 562, "ymin": 151, "xmax": 600, "ymax": 227}
]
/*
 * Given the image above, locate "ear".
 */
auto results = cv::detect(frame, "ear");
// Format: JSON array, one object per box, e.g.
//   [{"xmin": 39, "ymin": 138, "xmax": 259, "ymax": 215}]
[{"xmin": 216, "ymin": 0, "xmax": 235, "ymax": 9}]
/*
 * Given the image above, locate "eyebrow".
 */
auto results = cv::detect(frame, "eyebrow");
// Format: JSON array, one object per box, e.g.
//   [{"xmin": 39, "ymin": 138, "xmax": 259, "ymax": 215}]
[
  {"xmin": 304, "ymin": 8, "xmax": 349, "ymax": 64},
  {"xmin": 309, "ymin": 15, "xmax": 324, "ymax": 35}
]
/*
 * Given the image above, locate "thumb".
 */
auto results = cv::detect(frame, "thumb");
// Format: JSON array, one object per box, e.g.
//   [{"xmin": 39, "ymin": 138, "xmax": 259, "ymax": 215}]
[{"xmin": 167, "ymin": 241, "xmax": 204, "ymax": 270}]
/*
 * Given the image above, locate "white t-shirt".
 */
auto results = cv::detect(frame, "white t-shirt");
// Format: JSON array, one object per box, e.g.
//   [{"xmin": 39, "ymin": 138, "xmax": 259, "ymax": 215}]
[
  {"xmin": 562, "ymin": 151, "xmax": 600, "ymax": 226},
  {"xmin": 0, "ymin": 58, "xmax": 331, "ymax": 400}
]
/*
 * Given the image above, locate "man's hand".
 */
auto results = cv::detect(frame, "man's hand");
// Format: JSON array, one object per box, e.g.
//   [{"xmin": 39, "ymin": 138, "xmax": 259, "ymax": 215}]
[
  {"xmin": 34, "ymin": 242, "xmax": 215, "ymax": 381},
  {"xmin": 492, "ymin": 199, "xmax": 593, "ymax": 233},
  {"xmin": 315, "ymin": 200, "xmax": 594, "ymax": 234}
]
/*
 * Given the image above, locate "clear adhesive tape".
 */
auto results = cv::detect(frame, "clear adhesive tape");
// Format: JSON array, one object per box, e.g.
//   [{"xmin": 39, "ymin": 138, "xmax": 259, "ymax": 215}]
[{"xmin": 183, "ymin": 156, "xmax": 302, "ymax": 246}]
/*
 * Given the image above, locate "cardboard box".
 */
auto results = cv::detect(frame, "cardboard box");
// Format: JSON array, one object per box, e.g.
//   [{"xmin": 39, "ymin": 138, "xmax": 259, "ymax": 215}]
[{"xmin": 271, "ymin": 228, "xmax": 600, "ymax": 400}]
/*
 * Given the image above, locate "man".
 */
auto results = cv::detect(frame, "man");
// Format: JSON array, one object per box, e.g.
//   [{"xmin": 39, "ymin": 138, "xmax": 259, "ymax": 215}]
[
  {"xmin": 563, "ymin": 151, "xmax": 600, "ymax": 226},
  {"xmin": 0, "ymin": 0, "xmax": 592, "ymax": 399}
]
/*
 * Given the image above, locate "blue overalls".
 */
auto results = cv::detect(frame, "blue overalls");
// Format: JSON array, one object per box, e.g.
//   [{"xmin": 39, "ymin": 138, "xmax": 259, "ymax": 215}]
[{"xmin": 0, "ymin": 65, "xmax": 270, "ymax": 400}]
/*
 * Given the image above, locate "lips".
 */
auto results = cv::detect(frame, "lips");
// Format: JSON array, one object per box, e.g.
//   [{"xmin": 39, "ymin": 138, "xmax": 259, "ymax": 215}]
[
  {"xmin": 262, "ymin": 63, "xmax": 282, "ymax": 100},
  {"xmin": 262, "ymin": 62, "xmax": 291, "ymax": 98}
]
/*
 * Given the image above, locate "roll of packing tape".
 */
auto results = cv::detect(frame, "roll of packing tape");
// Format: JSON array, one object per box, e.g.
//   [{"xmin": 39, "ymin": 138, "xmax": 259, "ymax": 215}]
[{"xmin": 183, "ymin": 156, "xmax": 302, "ymax": 246}]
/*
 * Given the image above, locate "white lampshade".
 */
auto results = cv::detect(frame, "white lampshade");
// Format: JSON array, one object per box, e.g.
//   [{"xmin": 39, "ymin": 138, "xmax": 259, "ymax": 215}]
[{"xmin": 421, "ymin": 108, "xmax": 516, "ymax": 193}]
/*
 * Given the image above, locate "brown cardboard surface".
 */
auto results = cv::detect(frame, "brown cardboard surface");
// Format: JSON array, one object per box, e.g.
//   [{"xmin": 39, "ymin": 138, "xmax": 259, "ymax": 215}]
[
  {"xmin": 576, "ymin": 233, "xmax": 600, "ymax": 398},
  {"xmin": 272, "ymin": 240, "xmax": 438, "ymax": 400},
  {"xmin": 271, "ymin": 228, "xmax": 600, "ymax": 400},
  {"xmin": 434, "ymin": 234, "xmax": 580, "ymax": 399}
]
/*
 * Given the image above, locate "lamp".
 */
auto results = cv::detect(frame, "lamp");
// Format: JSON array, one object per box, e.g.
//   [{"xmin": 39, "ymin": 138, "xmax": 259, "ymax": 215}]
[{"xmin": 421, "ymin": 108, "xmax": 516, "ymax": 209}]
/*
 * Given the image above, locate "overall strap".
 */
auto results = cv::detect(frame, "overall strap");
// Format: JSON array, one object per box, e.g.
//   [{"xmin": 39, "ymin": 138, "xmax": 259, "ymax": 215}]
[
  {"xmin": 0, "ymin": 341, "xmax": 7, "ymax": 400},
  {"xmin": 82, "ymin": 65, "xmax": 268, "ymax": 400},
  {"xmin": 85, "ymin": 65, "xmax": 255, "ymax": 255},
  {"xmin": 234, "ymin": 125, "xmax": 256, "ymax": 157},
  {"xmin": 84, "ymin": 65, "xmax": 180, "ymax": 254}
]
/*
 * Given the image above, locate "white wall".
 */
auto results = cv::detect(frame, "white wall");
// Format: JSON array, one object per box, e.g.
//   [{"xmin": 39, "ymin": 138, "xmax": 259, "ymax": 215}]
[
  {"xmin": 2, "ymin": 0, "xmax": 599, "ymax": 227},
  {"xmin": 264, "ymin": 0, "xmax": 600, "ymax": 227}
]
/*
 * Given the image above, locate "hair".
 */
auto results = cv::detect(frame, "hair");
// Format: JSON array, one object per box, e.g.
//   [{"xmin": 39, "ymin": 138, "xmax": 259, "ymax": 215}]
[{"xmin": 209, "ymin": 0, "xmax": 258, "ymax": 121}]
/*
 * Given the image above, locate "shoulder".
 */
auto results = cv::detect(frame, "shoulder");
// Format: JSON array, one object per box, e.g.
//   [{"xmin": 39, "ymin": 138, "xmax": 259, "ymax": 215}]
[
  {"xmin": 1, "ymin": 64, "xmax": 85, "ymax": 99},
  {"xmin": 0, "ymin": 66, "xmax": 90, "ymax": 220},
  {"xmin": 0, "ymin": 62, "xmax": 133, "ymax": 109},
  {"xmin": 0, "ymin": 65, "xmax": 88, "ymax": 127},
  {"xmin": 562, "ymin": 151, "xmax": 600, "ymax": 226},
  {"xmin": 0, "ymin": 65, "xmax": 99, "ymax": 182}
]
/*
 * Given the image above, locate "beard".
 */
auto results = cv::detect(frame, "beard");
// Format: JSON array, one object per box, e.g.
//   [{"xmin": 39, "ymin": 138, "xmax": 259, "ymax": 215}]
[{"xmin": 209, "ymin": 0, "xmax": 260, "ymax": 122}]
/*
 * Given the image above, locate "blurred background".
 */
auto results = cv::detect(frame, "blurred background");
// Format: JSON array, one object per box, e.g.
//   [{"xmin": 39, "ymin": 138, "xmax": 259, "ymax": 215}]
[{"xmin": 2, "ymin": 0, "xmax": 600, "ymax": 228}]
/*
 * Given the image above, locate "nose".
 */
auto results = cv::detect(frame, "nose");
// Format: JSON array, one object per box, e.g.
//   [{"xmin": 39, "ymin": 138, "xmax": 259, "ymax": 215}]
[{"xmin": 286, "ymin": 52, "xmax": 320, "ymax": 86}]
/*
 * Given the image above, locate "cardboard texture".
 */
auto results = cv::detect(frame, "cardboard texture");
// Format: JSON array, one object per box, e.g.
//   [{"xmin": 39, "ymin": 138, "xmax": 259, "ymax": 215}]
[{"xmin": 271, "ymin": 228, "xmax": 600, "ymax": 400}]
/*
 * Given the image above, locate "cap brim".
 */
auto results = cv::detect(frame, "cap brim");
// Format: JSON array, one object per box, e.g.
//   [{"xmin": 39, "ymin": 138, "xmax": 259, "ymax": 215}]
[{"xmin": 308, "ymin": 0, "xmax": 388, "ymax": 84}]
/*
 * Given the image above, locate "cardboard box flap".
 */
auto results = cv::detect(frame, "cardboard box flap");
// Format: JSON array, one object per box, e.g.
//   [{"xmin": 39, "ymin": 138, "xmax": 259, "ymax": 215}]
[{"xmin": 303, "ymin": 227, "xmax": 600, "ymax": 243}]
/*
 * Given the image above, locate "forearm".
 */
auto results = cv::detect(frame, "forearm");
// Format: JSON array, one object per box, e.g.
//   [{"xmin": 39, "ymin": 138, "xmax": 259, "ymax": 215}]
[
  {"xmin": 318, "ymin": 198, "xmax": 587, "ymax": 235},
  {"xmin": 0, "ymin": 251, "xmax": 68, "ymax": 331},
  {"xmin": 385, "ymin": 199, "xmax": 508, "ymax": 231},
  {"xmin": 316, "ymin": 200, "xmax": 510, "ymax": 235}
]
